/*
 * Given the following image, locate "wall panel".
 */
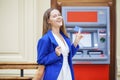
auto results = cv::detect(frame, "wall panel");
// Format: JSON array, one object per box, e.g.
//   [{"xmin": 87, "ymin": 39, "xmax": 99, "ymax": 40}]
[{"xmin": 0, "ymin": 0, "xmax": 36, "ymax": 62}]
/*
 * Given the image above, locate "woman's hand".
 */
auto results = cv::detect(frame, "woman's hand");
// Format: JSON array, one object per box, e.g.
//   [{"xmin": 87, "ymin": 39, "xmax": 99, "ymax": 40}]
[
  {"xmin": 55, "ymin": 46, "xmax": 61, "ymax": 56},
  {"xmin": 32, "ymin": 65, "xmax": 45, "ymax": 80},
  {"xmin": 73, "ymin": 32, "xmax": 83, "ymax": 47}
]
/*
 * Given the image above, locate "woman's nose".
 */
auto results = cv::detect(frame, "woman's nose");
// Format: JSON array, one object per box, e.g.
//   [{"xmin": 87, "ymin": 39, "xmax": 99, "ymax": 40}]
[{"xmin": 57, "ymin": 16, "xmax": 63, "ymax": 19}]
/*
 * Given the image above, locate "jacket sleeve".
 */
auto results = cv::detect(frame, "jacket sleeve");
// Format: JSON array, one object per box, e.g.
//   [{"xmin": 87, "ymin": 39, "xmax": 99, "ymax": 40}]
[
  {"xmin": 37, "ymin": 38, "xmax": 62, "ymax": 66},
  {"xmin": 71, "ymin": 44, "xmax": 79, "ymax": 57}
]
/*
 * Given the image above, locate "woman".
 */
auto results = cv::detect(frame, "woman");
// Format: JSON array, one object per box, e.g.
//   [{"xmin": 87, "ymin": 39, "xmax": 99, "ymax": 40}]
[{"xmin": 37, "ymin": 8, "xmax": 83, "ymax": 80}]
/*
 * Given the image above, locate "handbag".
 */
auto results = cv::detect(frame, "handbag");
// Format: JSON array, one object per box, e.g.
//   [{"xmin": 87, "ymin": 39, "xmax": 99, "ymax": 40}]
[{"xmin": 32, "ymin": 65, "xmax": 45, "ymax": 80}]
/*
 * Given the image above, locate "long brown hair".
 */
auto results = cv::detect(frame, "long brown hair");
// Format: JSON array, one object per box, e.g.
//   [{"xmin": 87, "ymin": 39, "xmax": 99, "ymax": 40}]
[{"xmin": 42, "ymin": 8, "xmax": 68, "ymax": 37}]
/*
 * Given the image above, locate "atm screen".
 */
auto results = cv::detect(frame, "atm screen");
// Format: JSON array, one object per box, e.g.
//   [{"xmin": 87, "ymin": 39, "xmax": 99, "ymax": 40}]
[
  {"xmin": 67, "ymin": 12, "xmax": 97, "ymax": 22},
  {"xmin": 72, "ymin": 32, "xmax": 92, "ymax": 48}
]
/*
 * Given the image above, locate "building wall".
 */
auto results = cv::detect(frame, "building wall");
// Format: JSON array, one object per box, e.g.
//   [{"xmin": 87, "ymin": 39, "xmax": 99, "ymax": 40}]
[{"xmin": 0, "ymin": 0, "xmax": 50, "ymax": 76}]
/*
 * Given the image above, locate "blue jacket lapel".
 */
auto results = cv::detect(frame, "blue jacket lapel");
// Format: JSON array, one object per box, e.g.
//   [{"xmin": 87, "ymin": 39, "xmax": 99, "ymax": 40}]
[
  {"xmin": 47, "ymin": 30, "xmax": 58, "ymax": 47},
  {"xmin": 47, "ymin": 30, "xmax": 71, "ymax": 51}
]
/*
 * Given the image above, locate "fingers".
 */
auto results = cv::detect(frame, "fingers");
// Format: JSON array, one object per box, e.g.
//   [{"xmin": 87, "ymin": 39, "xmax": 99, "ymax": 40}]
[
  {"xmin": 55, "ymin": 46, "xmax": 61, "ymax": 56},
  {"xmin": 78, "ymin": 28, "xmax": 81, "ymax": 33},
  {"xmin": 78, "ymin": 33, "xmax": 83, "ymax": 39},
  {"xmin": 56, "ymin": 46, "xmax": 61, "ymax": 49},
  {"xmin": 74, "ymin": 32, "xmax": 83, "ymax": 47},
  {"xmin": 76, "ymin": 32, "xmax": 83, "ymax": 39}
]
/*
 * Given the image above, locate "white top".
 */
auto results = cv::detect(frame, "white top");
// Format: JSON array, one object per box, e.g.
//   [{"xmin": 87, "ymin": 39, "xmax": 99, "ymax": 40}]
[{"xmin": 52, "ymin": 32, "xmax": 72, "ymax": 80}]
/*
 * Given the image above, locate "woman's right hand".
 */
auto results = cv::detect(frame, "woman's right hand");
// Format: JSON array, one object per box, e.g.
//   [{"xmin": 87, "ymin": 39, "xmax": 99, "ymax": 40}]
[
  {"xmin": 55, "ymin": 46, "xmax": 61, "ymax": 56},
  {"xmin": 32, "ymin": 65, "xmax": 45, "ymax": 80}
]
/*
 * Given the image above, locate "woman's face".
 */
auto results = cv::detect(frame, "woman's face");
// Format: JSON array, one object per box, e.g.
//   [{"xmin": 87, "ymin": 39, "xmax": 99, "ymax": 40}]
[{"xmin": 48, "ymin": 9, "xmax": 63, "ymax": 28}]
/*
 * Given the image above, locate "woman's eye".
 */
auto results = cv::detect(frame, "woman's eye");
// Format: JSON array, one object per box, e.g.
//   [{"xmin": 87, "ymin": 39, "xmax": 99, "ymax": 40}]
[
  {"xmin": 52, "ymin": 15, "xmax": 57, "ymax": 18},
  {"xmin": 52, "ymin": 14, "xmax": 61, "ymax": 18}
]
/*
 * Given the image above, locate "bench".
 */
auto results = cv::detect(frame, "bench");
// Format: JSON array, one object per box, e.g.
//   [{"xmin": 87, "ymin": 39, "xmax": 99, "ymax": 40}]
[{"xmin": 0, "ymin": 62, "xmax": 38, "ymax": 80}]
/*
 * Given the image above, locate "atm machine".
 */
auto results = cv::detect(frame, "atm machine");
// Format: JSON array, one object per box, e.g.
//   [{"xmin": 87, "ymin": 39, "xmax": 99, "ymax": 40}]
[{"xmin": 62, "ymin": 6, "xmax": 110, "ymax": 80}]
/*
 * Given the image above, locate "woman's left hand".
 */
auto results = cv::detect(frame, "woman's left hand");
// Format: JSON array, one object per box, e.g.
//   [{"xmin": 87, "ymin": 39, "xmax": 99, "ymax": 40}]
[{"xmin": 73, "ymin": 32, "xmax": 83, "ymax": 47}]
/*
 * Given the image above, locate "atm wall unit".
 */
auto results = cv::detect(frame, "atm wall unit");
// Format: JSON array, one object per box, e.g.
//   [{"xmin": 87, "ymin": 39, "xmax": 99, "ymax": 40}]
[
  {"xmin": 62, "ymin": 6, "xmax": 110, "ymax": 64},
  {"xmin": 51, "ymin": 0, "xmax": 116, "ymax": 80}
]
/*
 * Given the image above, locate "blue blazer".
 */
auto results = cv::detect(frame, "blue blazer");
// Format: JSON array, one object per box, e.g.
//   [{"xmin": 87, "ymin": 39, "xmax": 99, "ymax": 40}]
[{"xmin": 37, "ymin": 30, "xmax": 79, "ymax": 80}]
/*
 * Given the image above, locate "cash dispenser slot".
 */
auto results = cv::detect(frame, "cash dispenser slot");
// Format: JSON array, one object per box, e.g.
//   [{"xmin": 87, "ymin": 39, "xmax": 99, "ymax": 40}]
[
  {"xmin": 87, "ymin": 50, "xmax": 107, "ymax": 60},
  {"xmin": 87, "ymin": 50, "xmax": 103, "ymax": 55},
  {"xmin": 75, "ymin": 50, "xmax": 83, "ymax": 56},
  {"xmin": 72, "ymin": 51, "xmax": 83, "ymax": 60}
]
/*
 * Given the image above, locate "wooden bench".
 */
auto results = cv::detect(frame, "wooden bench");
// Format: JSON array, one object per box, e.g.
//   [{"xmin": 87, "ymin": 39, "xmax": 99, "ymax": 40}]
[{"xmin": 0, "ymin": 62, "xmax": 38, "ymax": 80}]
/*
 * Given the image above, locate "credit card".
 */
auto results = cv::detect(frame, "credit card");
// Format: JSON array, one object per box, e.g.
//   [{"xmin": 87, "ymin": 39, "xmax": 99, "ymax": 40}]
[{"xmin": 74, "ymin": 26, "xmax": 82, "ymax": 32}]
